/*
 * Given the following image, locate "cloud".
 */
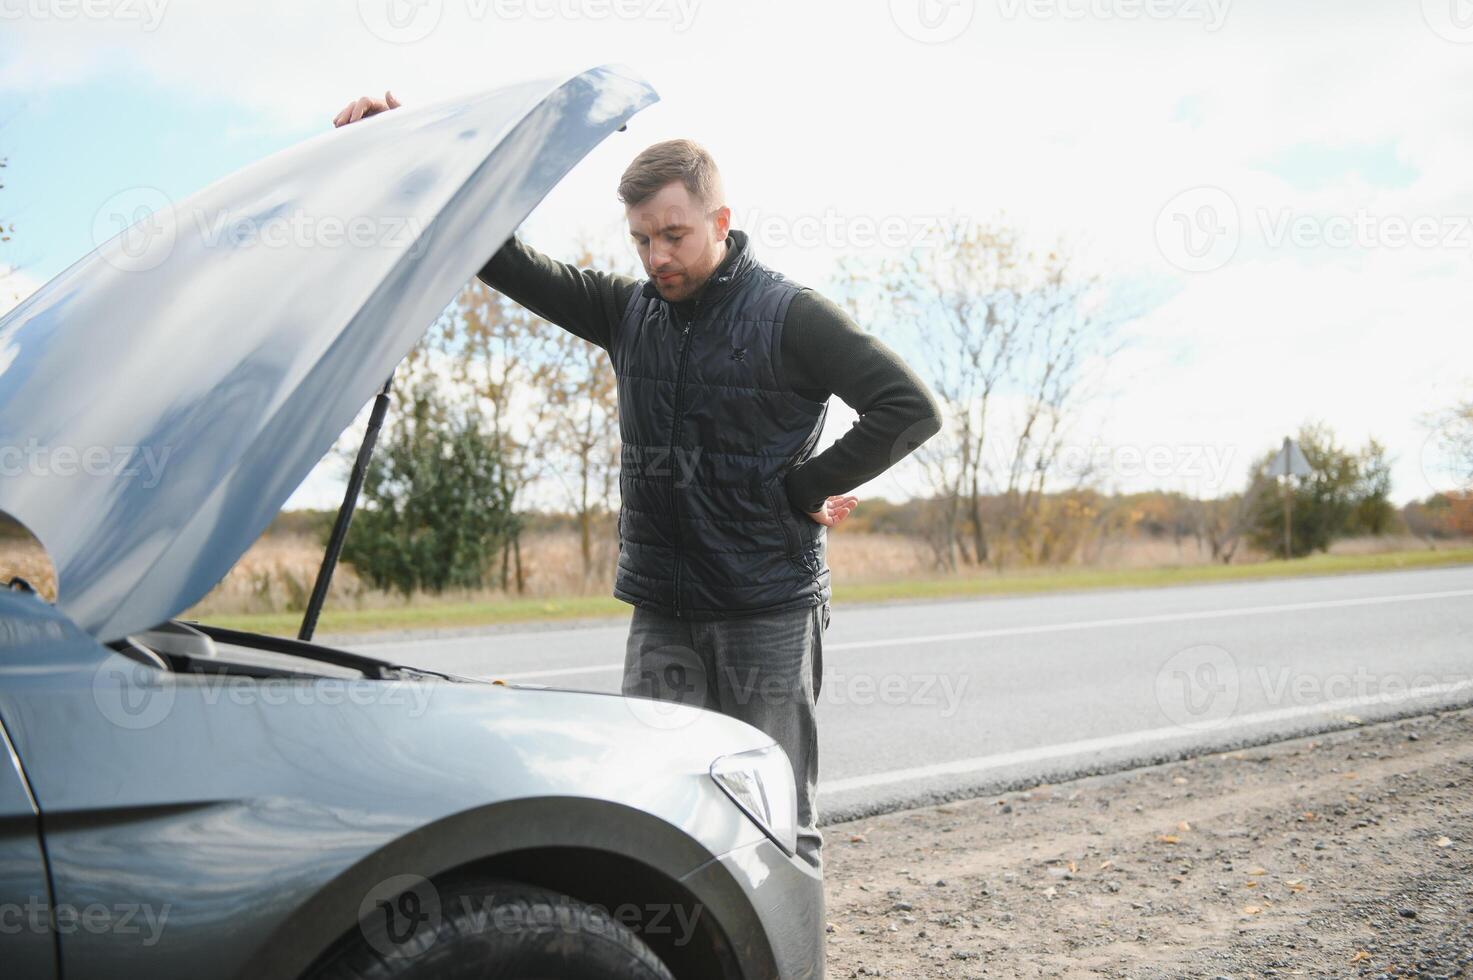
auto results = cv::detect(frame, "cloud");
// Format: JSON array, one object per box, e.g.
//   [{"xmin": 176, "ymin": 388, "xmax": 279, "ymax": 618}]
[{"xmin": 7, "ymin": 0, "xmax": 1473, "ymax": 507}]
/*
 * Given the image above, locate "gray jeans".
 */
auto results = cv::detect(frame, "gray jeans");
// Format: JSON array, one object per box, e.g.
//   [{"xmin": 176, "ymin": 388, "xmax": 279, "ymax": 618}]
[{"xmin": 622, "ymin": 600, "xmax": 830, "ymax": 872}]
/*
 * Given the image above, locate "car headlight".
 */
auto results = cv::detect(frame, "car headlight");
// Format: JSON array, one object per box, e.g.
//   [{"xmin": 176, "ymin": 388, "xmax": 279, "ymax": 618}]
[{"xmin": 710, "ymin": 743, "xmax": 797, "ymax": 855}]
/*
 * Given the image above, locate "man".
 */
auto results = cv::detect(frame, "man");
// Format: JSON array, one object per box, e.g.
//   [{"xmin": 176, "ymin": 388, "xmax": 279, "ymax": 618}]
[{"xmin": 334, "ymin": 92, "xmax": 942, "ymax": 872}]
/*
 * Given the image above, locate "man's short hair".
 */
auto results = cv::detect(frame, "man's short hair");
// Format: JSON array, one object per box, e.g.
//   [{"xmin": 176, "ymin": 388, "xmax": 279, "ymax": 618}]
[{"xmin": 618, "ymin": 139, "xmax": 723, "ymax": 208}]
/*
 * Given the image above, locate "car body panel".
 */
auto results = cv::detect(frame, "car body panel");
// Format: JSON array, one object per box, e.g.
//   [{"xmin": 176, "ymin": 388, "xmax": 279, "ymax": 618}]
[
  {"xmin": 0, "ymin": 63, "xmax": 825, "ymax": 980},
  {"xmin": 681, "ymin": 837, "xmax": 825, "ymax": 980},
  {"xmin": 0, "ymin": 711, "xmax": 55, "ymax": 977},
  {"xmin": 0, "ymin": 64, "xmax": 656, "ymax": 644},
  {"xmin": 0, "ymin": 589, "xmax": 783, "ymax": 978}
]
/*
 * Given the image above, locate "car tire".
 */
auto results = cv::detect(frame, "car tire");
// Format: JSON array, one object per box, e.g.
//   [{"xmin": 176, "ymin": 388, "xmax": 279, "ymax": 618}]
[{"xmin": 308, "ymin": 880, "xmax": 676, "ymax": 980}]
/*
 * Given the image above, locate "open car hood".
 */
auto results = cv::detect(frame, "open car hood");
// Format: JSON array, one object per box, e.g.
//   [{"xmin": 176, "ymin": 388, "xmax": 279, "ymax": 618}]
[{"xmin": 0, "ymin": 65, "xmax": 657, "ymax": 643}]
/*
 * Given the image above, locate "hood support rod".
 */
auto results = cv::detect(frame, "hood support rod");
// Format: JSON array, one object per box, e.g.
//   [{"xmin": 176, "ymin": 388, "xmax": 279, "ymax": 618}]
[{"xmin": 299, "ymin": 373, "xmax": 395, "ymax": 642}]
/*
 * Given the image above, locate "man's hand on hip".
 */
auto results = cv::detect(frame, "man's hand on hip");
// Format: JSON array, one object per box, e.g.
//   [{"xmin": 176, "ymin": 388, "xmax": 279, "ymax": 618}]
[
  {"xmin": 806, "ymin": 495, "xmax": 858, "ymax": 528},
  {"xmin": 332, "ymin": 90, "xmax": 401, "ymax": 127}
]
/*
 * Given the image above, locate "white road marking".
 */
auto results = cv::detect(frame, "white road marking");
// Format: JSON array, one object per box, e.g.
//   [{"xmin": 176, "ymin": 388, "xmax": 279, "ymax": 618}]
[
  {"xmin": 819, "ymin": 677, "xmax": 1473, "ymax": 794},
  {"xmin": 356, "ymin": 623, "xmax": 629, "ymax": 652},
  {"xmin": 483, "ymin": 588, "xmax": 1473, "ymax": 680},
  {"xmin": 489, "ymin": 663, "xmax": 625, "ymax": 681},
  {"xmin": 824, "ymin": 587, "xmax": 1473, "ymax": 652}
]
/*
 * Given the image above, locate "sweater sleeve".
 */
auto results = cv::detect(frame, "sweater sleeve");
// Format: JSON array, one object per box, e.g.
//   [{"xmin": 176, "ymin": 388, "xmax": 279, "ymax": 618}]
[
  {"xmin": 778, "ymin": 290, "xmax": 944, "ymax": 514},
  {"xmin": 476, "ymin": 235, "xmax": 640, "ymax": 350}
]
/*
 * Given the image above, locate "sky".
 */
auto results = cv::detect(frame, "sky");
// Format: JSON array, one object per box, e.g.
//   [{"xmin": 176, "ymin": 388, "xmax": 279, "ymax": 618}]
[{"xmin": 2, "ymin": 0, "xmax": 1471, "ymax": 511}]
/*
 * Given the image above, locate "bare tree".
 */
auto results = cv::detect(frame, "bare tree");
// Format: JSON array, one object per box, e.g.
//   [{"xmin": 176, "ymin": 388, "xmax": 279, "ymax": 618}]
[
  {"xmin": 1197, "ymin": 467, "xmax": 1271, "ymax": 564},
  {"xmin": 424, "ymin": 279, "xmax": 562, "ymax": 594},
  {"xmin": 1424, "ymin": 395, "xmax": 1473, "ymax": 498},
  {"xmin": 538, "ymin": 238, "xmax": 630, "ymax": 584},
  {"xmin": 842, "ymin": 218, "xmax": 1129, "ymax": 569},
  {"xmin": 0, "ymin": 153, "xmax": 20, "ymax": 306}
]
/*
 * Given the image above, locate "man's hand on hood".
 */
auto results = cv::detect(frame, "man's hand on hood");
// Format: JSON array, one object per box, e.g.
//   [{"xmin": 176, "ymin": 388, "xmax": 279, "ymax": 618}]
[{"xmin": 332, "ymin": 90, "xmax": 401, "ymax": 128}]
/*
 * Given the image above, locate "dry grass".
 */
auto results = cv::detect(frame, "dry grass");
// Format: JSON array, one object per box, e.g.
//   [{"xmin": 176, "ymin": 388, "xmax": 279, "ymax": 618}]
[
  {"xmin": 0, "ymin": 538, "xmax": 55, "ymax": 600},
  {"xmin": 4, "ymin": 527, "xmax": 1469, "ymax": 628}
]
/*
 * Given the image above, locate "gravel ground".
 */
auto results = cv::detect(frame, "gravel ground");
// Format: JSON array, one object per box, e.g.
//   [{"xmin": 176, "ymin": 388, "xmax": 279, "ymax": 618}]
[{"xmin": 823, "ymin": 707, "xmax": 1473, "ymax": 978}]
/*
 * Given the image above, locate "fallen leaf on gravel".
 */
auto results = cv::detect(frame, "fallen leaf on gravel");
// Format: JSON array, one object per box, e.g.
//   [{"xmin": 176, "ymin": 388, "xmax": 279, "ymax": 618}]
[
  {"xmin": 1300, "ymin": 811, "xmax": 1317, "ymax": 822},
  {"xmin": 1349, "ymin": 950, "xmax": 1371, "ymax": 963},
  {"xmin": 1098, "ymin": 860, "xmax": 1114, "ymax": 870},
  {"xmin": 1241, "ymin": 905, "xmax": 1263, "ymax": 915},
  {"xmin": 1068, "ymin": 860, "xmax": 1078, "ymax": 873},
  {"xmin": 1435, "ymin": 835, "xmax": 1453, "ymax": 848},
  {"xmin": 1285, "ymin": 879, "xmax": 1305, "ymax": 892},
  {"xmin": 1343, "ymin": 772, "xmax": 1359, "ymax": 780},
  {"xmin": 849, "ymin": 834, "xmax": 867, "ymax": 843},
  {"xmin": 1244, "ymin": 881, "xmax": 1258, "ymax": 889},
  {"xmin": 1177, "ymin": 820, "xmax": 1192, "ymax": 832},
  {"xmin": 1157, "ymin": 834, "xmax": 1181, "ymax": 844},
  {"xmin": 1248, "ymin": 866, "xmax": 1268, "ymax": 876}
]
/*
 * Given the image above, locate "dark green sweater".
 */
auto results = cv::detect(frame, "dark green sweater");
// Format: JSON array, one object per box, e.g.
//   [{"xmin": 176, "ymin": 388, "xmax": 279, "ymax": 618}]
[{"xmin": 477, "ymin": 233, "xmax": 942, "ymax": 514}]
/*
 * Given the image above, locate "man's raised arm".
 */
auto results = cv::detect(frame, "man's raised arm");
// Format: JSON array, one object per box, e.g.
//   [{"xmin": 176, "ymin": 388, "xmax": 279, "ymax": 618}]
[
  {"xmin": 329, "ymin": 91, "xmax": 639, "ymax": 352},
  {"xmin": 476, "ymin": 237, "xmax": 639, "ymax": 352}
]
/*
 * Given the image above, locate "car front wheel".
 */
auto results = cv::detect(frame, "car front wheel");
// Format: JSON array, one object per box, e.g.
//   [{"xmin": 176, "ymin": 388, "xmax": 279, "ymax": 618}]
[{"xmin": 308, "ymin": 880, "xmax": 676, "ymax": 980}]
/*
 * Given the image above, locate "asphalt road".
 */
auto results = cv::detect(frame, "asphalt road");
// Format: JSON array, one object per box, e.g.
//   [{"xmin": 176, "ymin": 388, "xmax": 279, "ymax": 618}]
[{"xmin": 345, "ymin": 565, "xmax": 1473, "ymax": 822}]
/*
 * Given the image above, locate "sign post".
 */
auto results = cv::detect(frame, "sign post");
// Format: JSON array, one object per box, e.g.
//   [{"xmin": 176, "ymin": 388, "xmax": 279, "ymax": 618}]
[{"xmin": 1267, "ymin": 436, "xmax": 1313, "ymax": 559}]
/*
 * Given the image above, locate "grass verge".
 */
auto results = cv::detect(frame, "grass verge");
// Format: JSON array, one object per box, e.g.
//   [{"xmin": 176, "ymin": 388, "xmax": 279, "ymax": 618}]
[{"xmin": 197, "ymin": 546, "xmax": 1473, "ymax": 638}]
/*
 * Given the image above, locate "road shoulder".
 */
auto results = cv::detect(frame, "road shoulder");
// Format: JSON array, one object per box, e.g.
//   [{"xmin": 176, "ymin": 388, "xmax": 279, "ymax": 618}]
[{"xmin": 824, "ymin": 707, "xmax": 1473, "ymax": 978}]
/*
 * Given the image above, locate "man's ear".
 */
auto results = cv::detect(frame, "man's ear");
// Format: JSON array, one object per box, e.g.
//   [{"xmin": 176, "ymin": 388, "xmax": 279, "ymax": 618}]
[{"xmin": 712, "ymin": 204, "xmax": 732, "ymax": 241}]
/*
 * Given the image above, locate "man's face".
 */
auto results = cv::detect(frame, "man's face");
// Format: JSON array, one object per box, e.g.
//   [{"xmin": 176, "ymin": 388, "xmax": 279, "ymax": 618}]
[{"xmin": 626, "ymin": 180, "xmax": 731, "ymax": 304}]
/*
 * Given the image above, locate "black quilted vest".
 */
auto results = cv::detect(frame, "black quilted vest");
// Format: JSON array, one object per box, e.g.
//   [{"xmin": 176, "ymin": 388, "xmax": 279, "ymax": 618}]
[{"xmin": 610, "ymin": 229, "xmax": 831, "ymax": 619}]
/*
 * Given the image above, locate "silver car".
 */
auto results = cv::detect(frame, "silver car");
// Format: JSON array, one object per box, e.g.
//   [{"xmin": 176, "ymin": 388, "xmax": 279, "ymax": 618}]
[{"xmin": 0, "ymin": 64, "xmax": 823, "ymax": 980}]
